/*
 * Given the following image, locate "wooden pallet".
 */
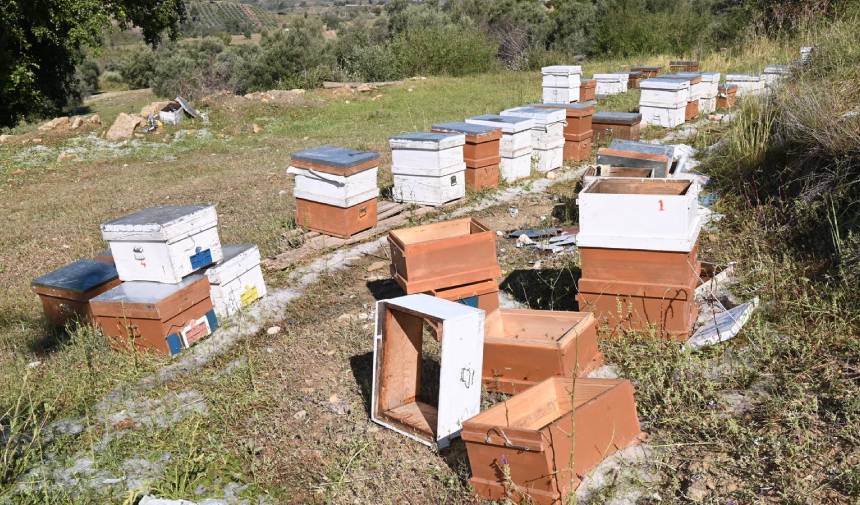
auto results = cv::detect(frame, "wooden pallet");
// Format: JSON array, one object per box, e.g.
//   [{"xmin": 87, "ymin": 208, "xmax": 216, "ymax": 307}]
[{"xmin": 263, "ymin": 200, "xmax": 438, "ymax": 271}]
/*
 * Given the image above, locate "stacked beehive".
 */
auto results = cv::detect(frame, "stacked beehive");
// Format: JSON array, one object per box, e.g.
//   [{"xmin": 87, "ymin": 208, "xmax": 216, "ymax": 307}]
[
  {"xmin": 576, "ymin": 178, "xmax": 702, "ymax": 340},
  {"xmin": 717, "ymin": 84, "xmax": 738, "ymax": 109},
  {"xmin": 699, "ymin": 72, "xmax": 721, "ymax": 114},
  {"xmin": 669, "ymin": 60, "xmax": 699, "ymax": 72},
  {"xmin": 205, "ymin": 244, "xmax": 268, "ymax": 318},
  {"xmin": 725, "ymin": 74, "xmax": 765, "ymax": 97},
  {"xmin": 541, "ymin": 65, "xmax": 582, "ymax": 104},
  {"xmin": 288, "ymin": 146, "xmax": 380, "ymax": 238},
  {"xmin": 466, "ymin": 115, "xmax": 535, "ymax": 182},
  {"xmin": 762, "ymin": 65, "xmax": 790, "ymax": 89},
  {"xmin": 639, "ymin": 77, "xmax": 690, "ymax": 128},
  {"xmin": 631, "ymin": 65, "xmax": 661, "ymax": 78},
  {"xmin": 431, "ymin": 122, "xmax": 502, "ymax": 192},
  {"xmin": 676, "ymin": 73, "xmax": 703, "ymax": 121},
  {"xmin": 591, "ymin": 112, "xmax": 642, "ymax": 141},
  {"xmin": 390, "ymin": 132, "xmax": 467, "ymax": 206},
  {"xmin": 594, "ymin": 73, "xmax": 628, "ymax": 96},
  {"xmin": 500, "ymin": 106, "xmax": 566, "ymax": 173},
  {"xmin": 533, "ymin": 102, "xmax": 595, "ymax": 162},
  {"xmin": 628, "ymin": 70, "xmax": 644, "ymax": 89},
  {"xmin": 580, "ymin": 78, "xmax": 597, "ymax": 101}
]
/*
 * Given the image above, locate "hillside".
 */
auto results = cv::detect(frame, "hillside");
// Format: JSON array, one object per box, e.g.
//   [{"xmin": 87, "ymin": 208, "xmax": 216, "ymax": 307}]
[{"xmin": 183, "ymin": 0, "xmax": 280, "ymax": 34}]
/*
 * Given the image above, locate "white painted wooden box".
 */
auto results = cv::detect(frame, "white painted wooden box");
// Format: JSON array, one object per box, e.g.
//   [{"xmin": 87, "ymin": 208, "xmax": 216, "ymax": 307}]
[
  {"xmin": 594, "ymin": 73, "xmax": 628, "ymax": 96},
  {"xmin": 725, "ymin": 74, "xmax": 765, "ymax": 97},
  {"xmin": 699, "ymin": 97, "xmax": 717, "ymax": 114},
  {"xmin": 205, "ymin": 244, "xmax": 267, "ymax": 318},
  {"xmin": 639, "ymin": 105, "xmax": 687, "ymax": 128},
  {"xmin": 391, "ymin": 163, "xmax": 466, "ymax": 206},
  {"xmin": 541, "ymin": 65, "xmax": 583, "ymax": 88},
  {"xmin": 500, "ymin": 154, "xmax": 533, "ymax": 181},
  {"xmin": 500, "ymin": 106, "xmax": 565, "ymax": 172},
  {"xmin": 577, "ymin": 178, "xmax": 701, "ymax": 252},
  {"xmin": 533, "ymin": 145, "xmax": 564, "ymax": 173},
  {"xmin": 466, "ymin": 115, "xmax": 535, "ymax": 158},
  {"xmin": 542, "ymin": 86, "xmax": 580, "ymax": 104},
  {"xmin": 762, "ymin": 65, "xmax": 790, "ymax": 88},
  {"xmin": 700, "ymin": 73, "xmax": 721, "ymax": 98},
  {"xmin": 389, "ymin": 132, "xmax": 465, "ymax": 171},
  {"xmin": 101, "ymin": 205, "xmax": 223, "ymax": 284},
  {"xmin": 372, "ymin": 294, "xmax": 484, "ymax": 448},
  {"xmin": 639, "ymin": 78, "xmax": 690, "ymax": 108},
  {"xmin": 287, "ymin": 166, "xmax": 379, "ymax": 208}
]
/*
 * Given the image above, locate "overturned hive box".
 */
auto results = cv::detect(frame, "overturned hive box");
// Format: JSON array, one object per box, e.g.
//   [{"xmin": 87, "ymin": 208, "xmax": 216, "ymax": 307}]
[
  {"xmin": 31, "ymin": 259, "xmax": 121, "ymax": 328},
  {"xmin": 426, "ymin": 278, "xmax": 500, "ymax": 314},
  {"xmin": 591, "ymin": 112, "xmax": 642, "ymax": 141},
  {"xmin": 101, "ymin": 205, "xmax": 223, "ymax": 284},
  {"xmin": 463, "ymin": 377, "xmax": 642, "ymax": 505},
  {"xmin": 289, "ymin": 145, "xmax": 380, "ymax": 238},
  {"xmin": 431, "ymin": 121, "xmax": 502, "ymax": 191},
  {"xmin": 90, "ymin": 274, "xmax": 217, "ymax": 356},
  {"xmin": 579, "ymin": 79, "xmax": 597, "ymax": 101},
  {"xmin": 482, "ymin": 309, "xmax": 602, "ymax": 394},
  {"xmin": 389, "ymin": 217, "xmax": 501, "ymax": 294},
  {"xmin": 204, "ymin": 244, "xmax": 267, "ymax": 318},
  {"xmin": 372, "ymin": 294, "xmax": 485, "ymax": 448}
]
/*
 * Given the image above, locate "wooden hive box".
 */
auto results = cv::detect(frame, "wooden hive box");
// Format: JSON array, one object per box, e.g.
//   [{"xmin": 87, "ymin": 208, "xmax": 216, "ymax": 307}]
[
  {"xmin": 631, "ymin": 65, "xmax": 661, "ymax": 78},
  {"xmin": 531, "ymin": 102, "xmax": 594, "ymax": 138},
  {"xmin": 289, "ymin": 145, "xmax": 380, "ymax": 238},
  {"xmin": 596, "ymin": 147, "xmax": 672, "ymax": 178},
  {"xmin": 101, "ymin": 205, "xmax": 223, "ymax": 284},
  {"xmin": 685, "ymin": 99, "xmax": 699, "ymax": 121},
  {"xmin": 466, "ymin": 115, "xmax": 535, "ymax": 182},
  {"xmin": 541, "ymin": 65, "xmax": 583, "ymax": 104},
  {"xmin": 204, "ymin": 244, "xmax": 267, "ymax": 318},
  {"xmin": 94, "ymin": 249, "xmax": 114, "ymax": 264},
  {"xmin": 462, "ymin": 377, "xmax": 642, "ymax": 505},
  {"xmin": 591, "ymin": 112, "xmax": 642, "ymax": 141},
  {"xmin": 371, "ymin": 294, "xmax": 485, "ymax": 448},
  {"xmin": 501, "ymin": 106, "xmax": 566, "ymax": 173},
  {"xmin": 90, "ymin": 274, "xmax": 217, "ymax": 356},
  {"xmin": 562, "ymin": 134, "xmax": 593, "ymax": 162},
  {"xmin": 427, "ymin": 279, "xmax": 500, "ymax": 314},
  {"xmin": 576, "ymin": 178, "xmax": 700, "ymax": 252},
  {"xmin": 431, "ymin": 122, "xmax": 502, "ymax": 191},
  {"xmin": 482, "ymin": 309, "xmax": 602, "ymax": 394},
  {"xmin": 579, "ymin": 79, "xmax": 597, "ymax": 101},
  {"xmin": 31, "ymin": 259, "xmax": 121, "ymax": 328},
  {"xmin": 717, "ymin": 84, "xmax": 738, "ymax": 109},
  {"xmin": 579, "ymin": 246, "xmax": 700, "ymax": 287},
  {"xmin": 390, "ymin": 132, "xmax": 467, "ymax": 206},
  {"xmin": 628, "ymin": 70, "xmax": 644, "ymax": 89},
  {"xmin": 669, "ymin": 60, "xmax": 699, "ymax": 72},
  {"xmin": 389, "ymin": 217, "xmax": 501, "ymax": 294}
]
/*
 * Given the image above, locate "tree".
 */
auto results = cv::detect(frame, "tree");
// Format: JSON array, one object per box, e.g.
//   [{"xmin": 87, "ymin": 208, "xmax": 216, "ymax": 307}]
[{"xmin": 0, "ymin": 0, "xmax": 185, "ymax": 127}]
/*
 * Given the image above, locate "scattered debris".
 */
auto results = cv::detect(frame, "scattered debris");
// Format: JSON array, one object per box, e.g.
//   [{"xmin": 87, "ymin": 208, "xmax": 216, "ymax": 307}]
[
  {"xmin": 507, "ymin": 227, "xmax": 560, "ymax": 239},
  {"xmin": 516, "ymin": 234, "xmax": 534, "ymax": 247},
  {"xmin": 688, "ymin": 298, "xmax": 759, "ymax": 349},
  {"xmin": 140, "ymin": 101, "xmax": 171, "ymax": 118}
]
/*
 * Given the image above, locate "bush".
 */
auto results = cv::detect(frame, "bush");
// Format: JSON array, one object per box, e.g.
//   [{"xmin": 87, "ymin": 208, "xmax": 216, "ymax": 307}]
[
  {"xmin": 75, "ymin": 59, "xmax": 101, "ymax": 96},
  {"xmin": 120, "ymin": 48, "xmax": 157, "ymax": 89},
  {"xmin": 391, "ymin": 24, "xmax": 499, "ymax": 77}
]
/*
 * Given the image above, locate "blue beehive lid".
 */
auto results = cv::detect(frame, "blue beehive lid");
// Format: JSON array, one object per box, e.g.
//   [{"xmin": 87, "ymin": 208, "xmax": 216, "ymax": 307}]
[
  {"xmin": 592, "ymin": 111, "xmax": 643, "ymax": 125},
  {"xmin": 32, "ymin": 259, "xmax": 118, "ymax": 293},
  {"xmin": 291, "ymin": 145, "xmax": 379, "ymax": 168},
  {"xmin": 431, "ymin": 121, "xmax": 499, "ymax": 136}
]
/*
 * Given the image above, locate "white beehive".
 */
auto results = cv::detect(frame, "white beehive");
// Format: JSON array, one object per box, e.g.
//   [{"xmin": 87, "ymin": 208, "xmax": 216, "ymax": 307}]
[
  {"xmin": 501, "ymin": 106, "xmax": 565, "ymax": 173},
  {"xmin": 594, "ymin": 73, "xmax": 628, "ymax": 96},
  {"xmin": 542, "ymin": 65, "xmax": 582, "ymax": 104},
  {"xmin": 762, "ymin": 65, "xmax": 790, "ymax": 88},
  {"xmin": 205, "ymin": 244, "xmax": 267, "ymax": 318},
  {"xmin": 101, "ymin": 205, "xmax": 223, "ymax": 284},
  {"xmin": 371, "ymin": 294, "xmax": 485, "ymax": 448},
  {"xmin": 287, "ymin": 146, "xmax": 380, "ymax": 208},
  {"xmin": 640, "ymin": 78, "xmax": 690, "ymax": 107},
  {"xmin": 577, "ymin": 178, "xmax": 701, "ymax": 252},
  {"xmin": 390, "ymin": 132, "xmax": 466, "ymax": 206},
  {"xmin": 639, "ymin": 105, "xmax": 686, "ymax": 128},
  {"xmin": 725, "ymin": 74, "xmax": 765, "ymax": 97},
  {"xmin": 699, "ymin": 73, "xmax": 721, "ymax": 113},
  {"xmin": 466, "ymin": 115, "xmax": 535, "ymax": 181}
]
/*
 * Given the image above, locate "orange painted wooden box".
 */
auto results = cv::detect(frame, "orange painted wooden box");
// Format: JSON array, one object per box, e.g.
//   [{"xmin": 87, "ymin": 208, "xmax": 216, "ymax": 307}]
[
  {"xmin": 464, "ymin": 164, "xmax": 501, "ymax": 192},
  {"xmin": 631, "ymin": 65, "xmax": 661, "ymax": 78},
  {"xmin": 669, "ymin": 60, "xmax": 699, "ymax": 72},
  {"xmin": 432, "ymin": 122, "xmax": 503, "ymax": 191},
  {"xmin": 580, "ymin": 79, "xmax": 596, "ymax": 101},
  {"xmin": 463, "ymin": 377, "xmax": 643, "ymax": 505},
  {"xmin": 563, "ymin": 132, "xmax": 593, "ymax": 162},
  {"xmin": 579, "ymin": 246, "xmax": 701, "ymax": 287},
  {"xmin": 717, "ymin": 84, "xmax": 738, "ymax": 109},
  {"xmin": 31, "ymin": 259, "xmax": 121, "ymax": 328},
  {"xmin": 90, "ymin": 274, "xmax": 217, "ymax": 356},
  {"xmin": 685, "ymin": 100, "xmax": 699, "ymax": 121},
  {"xmin": 482, "ymin": 309, "xmax": 603, "ymax": 394},
  {"xmin": 591, "ymin": 112, "xmax": 642, "ymax": 142},
  {"xmin": 389, "ymin": 218, "xmax": 501, "ymax": 294},
  {"xmin": 428, "ymin": 279, "xmax": 500, "ymax": 314},
  {"xmin": 295, "ymin": 197, "xmax": 377, "ymax": 239}
]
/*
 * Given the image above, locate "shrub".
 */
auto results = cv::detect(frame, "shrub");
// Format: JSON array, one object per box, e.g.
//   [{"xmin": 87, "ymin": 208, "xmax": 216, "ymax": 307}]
[
  {"xmin": 75, "ymin": 59, "xmax": 101, "ymax": 96},
  {"xmin": 119, "ymin": 48, "xmax": 157, "ymax": 89},
  {"xmin": 391, "ymin": 24, "xmax": 498, "ymax": 77}
]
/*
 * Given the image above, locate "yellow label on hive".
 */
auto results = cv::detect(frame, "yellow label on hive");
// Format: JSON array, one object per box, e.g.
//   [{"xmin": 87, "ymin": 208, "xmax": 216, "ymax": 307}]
[{"xmin": 240, "ymin": 285, "xmax": 260, "ymax": 306}]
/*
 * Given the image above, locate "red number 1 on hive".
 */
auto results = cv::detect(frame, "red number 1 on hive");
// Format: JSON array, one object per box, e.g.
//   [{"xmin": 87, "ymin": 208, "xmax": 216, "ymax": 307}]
[{"xmin": 658, "ymin": 199, "xmax": 664, "ymax": 211}]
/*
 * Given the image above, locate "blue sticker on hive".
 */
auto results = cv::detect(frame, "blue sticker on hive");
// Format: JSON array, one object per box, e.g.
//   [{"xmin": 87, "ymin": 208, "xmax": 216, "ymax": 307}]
[
  {"xmin": 189, "ymin": 248, "xmax": 213, "ymax": 270},
  {"xmin": 205, "ymin": 309, "xmax": 218, "ymax": 333},
  {"xmin": 458, "ymin": 296, "xmax": 479, "ymax": 308},
  {"xmin": 166, "ymin": 333, "xmax": 183, "ymax": 355}
]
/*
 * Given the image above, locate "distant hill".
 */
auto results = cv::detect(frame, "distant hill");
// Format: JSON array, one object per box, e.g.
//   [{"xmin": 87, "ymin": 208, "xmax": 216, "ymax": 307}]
[{"xmin": 183, "ymin": 1, "xmax": 281, "ymax": 34}]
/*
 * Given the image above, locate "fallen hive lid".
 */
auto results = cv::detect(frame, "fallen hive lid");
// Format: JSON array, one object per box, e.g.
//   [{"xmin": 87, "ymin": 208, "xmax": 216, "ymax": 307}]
[
  {"xmin": 431, "ymin": 122, "xmax": 501, "ymax": 141},
  {"xmin": 592, "ymin": 112, "xmax": 642, "ymax": 125},
  {"xmin": 32, "ymin": 259, "xmax": 118, "ymax": 294},
  {"xmin": 205, "ymin": 244, "xmax": 260, "ymax": 285},
  {"xmin": 389, "ymin": 132, "xmax": 465, "ymax": 151},
  {"xmin": 290, "ymin": 145, "xmax": 379, "ymax": 173},
  {"xmin": 466, "ymin": 114, "xmax": 535, "ymax": 133},
  {"xmin": 101, "ymin": 205, "xmax": 217, "ymax": 243}
]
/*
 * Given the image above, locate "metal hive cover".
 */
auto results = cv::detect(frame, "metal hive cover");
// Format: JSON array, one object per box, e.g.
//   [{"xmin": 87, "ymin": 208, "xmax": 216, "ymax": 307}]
[
  {"xmin": 390, "ymin": 132, "xmax": 460, "ymax": 143},
  {"xmin": 291, "ymin": 145, "xmax": 379, "ymax": 167},
  {"xmin": 593, "ymin": 111, "xmax": 643, "ymax": 125},
  {"xmin": 32, "ymin": 259, "xmax": 118, "ymax": 293},
  {"xmin": 102, "ymin": 205, "xmax": 212, "ymax": 229},
  {"xmin": 91, "ymin": 274, "xmax": 205, "ymax": 304},
  {"xmin": 609, "ymin": 140, "xmax": 674, "ymax": 157},
  {"xmin": 431, "ymin": 122, "xmax": 498, "ymax": 135}
]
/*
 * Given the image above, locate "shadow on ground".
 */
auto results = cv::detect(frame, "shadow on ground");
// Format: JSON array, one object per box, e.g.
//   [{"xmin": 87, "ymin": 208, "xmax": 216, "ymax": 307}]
[{"xmin": 501, "ymin": 267, "xmax": 581, "ymax": 311}]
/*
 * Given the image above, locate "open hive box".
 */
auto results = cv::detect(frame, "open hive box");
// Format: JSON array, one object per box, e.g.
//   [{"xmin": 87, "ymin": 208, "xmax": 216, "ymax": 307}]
[
  {"xmin": 462, "ymin": 377, "xmax": 642, "ymax": 505},
  {"xmin": 482, "ymin": 308, "xmax": 602, "ymax": 394},
  {"xmin": 388, "ymin": 218, "xmax": 501, "ymax": 294},
  {"xmin": 371, "ymin": 294, "xmax": 485, "ymax": 448}
]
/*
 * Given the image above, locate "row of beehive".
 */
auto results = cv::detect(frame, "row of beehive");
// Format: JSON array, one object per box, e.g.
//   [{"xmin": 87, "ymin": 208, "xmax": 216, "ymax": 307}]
[{"xmin": 31, "ymin": 205, "xmax": 267, "ymax": 356}]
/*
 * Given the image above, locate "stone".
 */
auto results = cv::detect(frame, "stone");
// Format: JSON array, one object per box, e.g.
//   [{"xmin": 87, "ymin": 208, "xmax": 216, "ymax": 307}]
[
  {"xmin": 0, "ymin": 134, "xmax": 14, "ymax": 143},
  {"xmin": 57, "ymin": 151, "xmax": 76, "ymax": 162},
  {"xmin": 265, "ymin": 326, "xmax": 281, "ymax": 336},
  {"xmin": 293, "ymin": 410, "xmax": 307, "ymax": 420},
  {"xmin": 86, "ymin": 114, "xmax": 101, "ymax": 125},
  {"xmin": 366, "ymin": 260, "xmax": 388, "ymax": 272},
  {"xmin": 106, "ymin": 113, "xmax": 143, "ymax": 141},
  {"xmin": 38, "ymin": 116, "xmax": 70, "ymax": 132},
  {"xmin": 140, "ymin": 101, "xmax": 170, "ymax": 118},
  {"xmin": 252, "ymin": 123, "xmax": 263, "ymax": 134},
  {"xmin": 69, "ymin": 116, "xmax": 84, "ymax": 130}
]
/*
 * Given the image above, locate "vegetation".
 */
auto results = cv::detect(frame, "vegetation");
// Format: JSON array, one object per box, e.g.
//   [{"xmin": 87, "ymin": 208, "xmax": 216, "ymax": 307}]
[{"xmin": 181, "ymin": 0, "xmax": 279, "ymax": 37}]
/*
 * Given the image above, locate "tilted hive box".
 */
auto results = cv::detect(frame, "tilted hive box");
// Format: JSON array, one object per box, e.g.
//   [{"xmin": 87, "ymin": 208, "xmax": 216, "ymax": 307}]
[
  {"xmin": 532, "ymin": 102, "xmax": 595, "ymax": 162},
  {"xmin": 591, "ymin": 112, "xmax": 642, "ymax": 141},
  {"xmin": 482, "ymin": 309, "xmax": 602, "ymax": 394},
  {"xmin": 431, "ymin": 121, "xmax": 502, "ymax": 192},
  {"xmin": 466, "ymin": 115, "xmax": 535, "ymax": 182},
  {"xmin": 501, "ymin": 106, "xmax": 566, "ymax": 173},
  {"xmin": 288, "ymin": 145, "xmax": 380, "ymax": 238},
  {"xmin": 90, "ymin": 274, "xmax": 217, "ymax": 356},
  {"xmin": 371, "ymin": 294, "xmax": 485, "ymax": 448},
  {"xmin": 427, "ymin": 278, "xmax": 500, "ymax": 314},
  {"xmin": 388, "ymin": 217, "xmax": 501, "ymax": 294},
  {"xmin": 463, "ymin": 378, "xmax": 642, "ymax": 505},
  {"xmin": 725, "ymin": 74, "xmax": 765, "ymax": 97},
  {"xmin": 390, "ymin": 132, "xmax": 466, "ymax": 206},
  {"xmin": 607, "ymin": 139, "xmax": 676, "ymax": 177},
  {"xmin": 541, "ymin": 65, "xmax": 582, "ymax": 104},
  {"xmin": 594, "ymin": 73, "xmax": 629, "ymax": 96},
  {"xmin": 639, "ymin": 78, "xmax": 690, "ymax": 128},
  {"xmin": 101, "ymin": 205, "xmax": 222, "ymax": 284},
  {"xmin": 31, "ymin": 259, "xmax": 121, "ymax": 328},
  {"xmin": 204, "ymin": 244, "xmax": 267, "ymax": 318}
]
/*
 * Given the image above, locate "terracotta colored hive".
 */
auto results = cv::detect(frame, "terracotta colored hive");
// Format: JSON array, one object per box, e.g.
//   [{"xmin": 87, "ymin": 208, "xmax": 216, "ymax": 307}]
[
  {"xmin": 295, "ymin": 197, "xmax": 377, "ymax": 239},
  {"xmin": 631, "ymin": 65, "xmax": 661, "ymax": 78},
  {"xmin": 628, "ymin": 71, "xmax": 644, "ymax": 89},
  {"xmin": 532, "ymin": 103, "xmax": 595, "ymax": 162},
  {"xmin": 669, "ymin": 60, "xmax": 699, "ymax": 72},
  {"xmin": 685, "ymin": 100, "xmax": 699, "ymax": 121},
  {"xmin": 591, "ymin": 112, "xmax": 642, "ymax": 141},
  {"xmin": 463, "ymin": 377, "xmax": 643, "ymax": 505},
  {"xmin": 717, "ymin": 84, "xmax": 738, "ymax": 109},
  {"xmin": 432, "ymin": 122, "xmax": 502, "ymax": 191},
  {"xmin": 580, "ymin": 79, "xmax": 596, "ymax": 101},
  {"xmin": 427, "ymin": 279, "xmax": 500, "ymax": 314},
  {"xmin": 31, "ymin": 259, "xmax": 121, "ymax": 328}
]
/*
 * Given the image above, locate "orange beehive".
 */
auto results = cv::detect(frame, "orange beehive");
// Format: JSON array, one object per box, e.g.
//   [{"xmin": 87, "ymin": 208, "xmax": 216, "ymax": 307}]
[
  {"xmin": 717, "ymin": 84, "xmax": 738, "ymax": 109},
  {"xmin": 532, "ymin": 103, "xmax": 595, "ymax": 162},
  {"xmin": 463, "ymin": 377, "xmax": 643, "ymax": 505},
  {"xmin": 295, "ymin": 197, "xmax": 377, "ymax": 239},
  {"xmin": 31, "ymin": 259, "xmax": 121, "ymax": 328},
  {"xmin": 631, "ymin": 65, "xmax": 661, "ymax": 78},
  {"xmin": 685, "ymin": 100, "xmax": 699, "ymax": 121},
  {"xmin": 580, "ymin": 79, "xmax": 596, "ymax": 101},
  {"xmin": 432, "ymin": 122, "xmax": 502, "ymax": 191}
]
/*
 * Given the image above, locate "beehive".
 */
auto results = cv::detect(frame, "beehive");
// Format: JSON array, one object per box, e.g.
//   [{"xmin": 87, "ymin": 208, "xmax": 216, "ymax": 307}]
[
  {"xmin": 628, "ymin": 70, "xmax": 644, "ymax": 89},
  {"xmin": 591, "ymin": 112, "xmax": 642, "ymax": 141},
  {"xmin": 725, "ymin": 74, "xmax": 765, "ymax": 97},
  {"xmin": 466, "ymin": 115, "xmax": 535, "ymax": 182},
  {"xmin": 31, "ymin": 259, "xmax": 121, "ymax": 328},
  {"xmin": 717, "ymin": 84, "xmax": 738, "ymax": 109},
  {"xmin": 631, "ymin": 65, "xmax": 661, "ymax": 78},
  {"xmin": 594, "ymin": 73, "xmax": 629, "ymax": 96},
  {"xmin": 288, "ymin": 145, "xmax": 380, "ymax": 238},
  {"xmin": 541, "ymin": 65, "xmax": 582, "ymax": 104},
  {"xmin": 90, "ymin": 274, "xmax": 217, "ymax": 355},
  {"xmin": 101, "ymin": 205, "xmax": 223, "ymax": 284},
  {"xmin": 606, "ymin": 140, "xmax": 676, "ymax": 177},
  {"xmin": 500, "ymin": 106, "xmax": 566, "ymax": 173},
  {"xmin": 431, "ymin": 122, "xmax": 502, "ymax": 191},
  {"xmin": 532, "ymin": 103, "xmax": 594, "ymax": 162},
  {"xmin": 390, "ymin": 132, "xmax": 466, "ymax": 206},
  {"xmin": 669, "ymin": 60, "xmax": 699, "ymax": 72},
  {"xmin": 204, "ymin": 244, "xmax": 267, "ymax": 318},
  {"xmin": 579, "ymin": 79, "xmax": 597, "ymax": 101},
  {"xmin": 596, "ymin": 147, "xmax": 671, "ymax": 178},
  {"xmin": 639, "ymin": 78, "xmax": 690, "ymax": 128}
]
